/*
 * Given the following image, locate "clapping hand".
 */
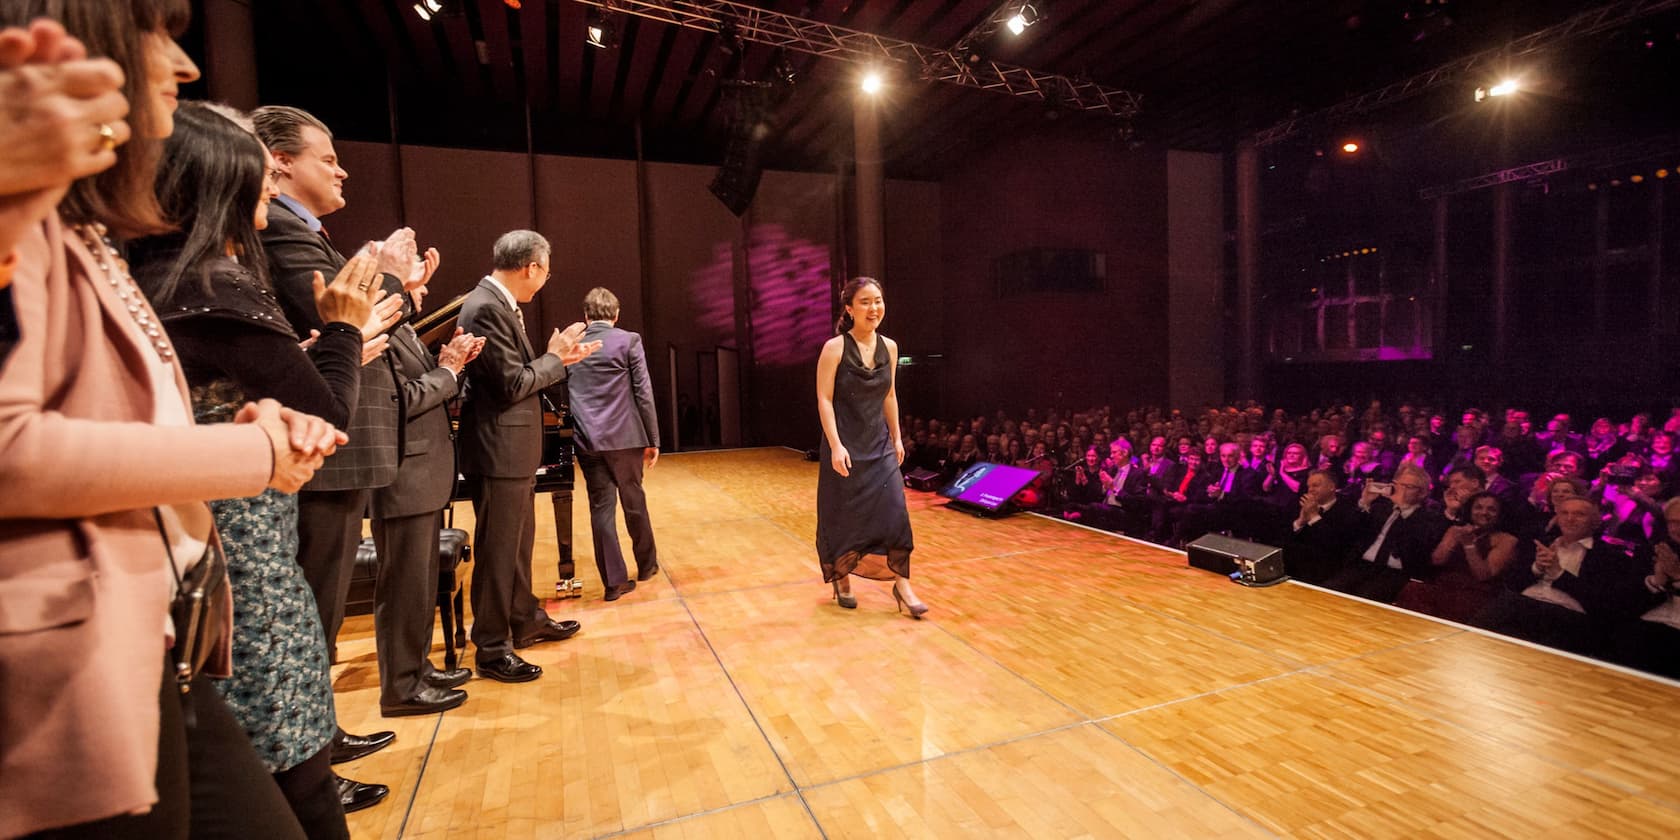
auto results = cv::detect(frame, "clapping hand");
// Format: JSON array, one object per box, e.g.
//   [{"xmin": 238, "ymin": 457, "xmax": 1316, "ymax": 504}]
[
  {"xmin": 1296, "ymin": 493, "xmax": 1319, "ymax": 524},
  {"xmin": 547, "ymin": 322, "xmax": 601, "ymax": 364},
  {"xmin": 311, "ymin": 251, "xmax": 380, "ymax": 330},
  {"xmin": 1447, "ymin": 524, "xmax": 1476, "ymax": 546},
  {"xmin": 436, "ymin": 327, "xmax": 485, "ymax": 375},
  {"xmin": 1653, "ymin": 542, "xmax": 1680, "ymax": 582},
  {"xmin": 0, "ymin": 21, "xmax": 129, "ymax": 261},
  {"xmin": 405, "ymin": 246, "xmax": 440, "ymax": 292},
  {"xmin": 235, "ymin": 399, "xmax": 347, "ymax": 493},
  {"xmin": 1534, "ymin": 539, "xmax": 1561, "ymax": 578},
  {"xmin": 376, "ymin": 227, "xmax": 418, "ymax": 283}
]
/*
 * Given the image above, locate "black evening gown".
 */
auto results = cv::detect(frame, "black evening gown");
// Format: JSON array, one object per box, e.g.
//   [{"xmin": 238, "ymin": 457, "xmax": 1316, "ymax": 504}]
[{"xmin": 817, "ymin": 332, "xmax": 914, "ymax": 582}]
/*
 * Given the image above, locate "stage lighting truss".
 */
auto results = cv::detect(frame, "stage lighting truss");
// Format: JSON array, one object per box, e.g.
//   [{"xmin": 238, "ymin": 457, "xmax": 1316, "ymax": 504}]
[
  {"xmin": 570, "ymin": 0, "xmax": 1140, "ymax": 119},
  {"xmin": 1254, "ymin": 0, "xmax": 1680, "ymax": 147}
]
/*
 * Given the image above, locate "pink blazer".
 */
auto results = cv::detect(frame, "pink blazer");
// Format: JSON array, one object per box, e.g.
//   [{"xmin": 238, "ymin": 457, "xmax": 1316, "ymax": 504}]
[{"xmin": 0, "ymin": 218, "xmax": 273, "ymax": 838}]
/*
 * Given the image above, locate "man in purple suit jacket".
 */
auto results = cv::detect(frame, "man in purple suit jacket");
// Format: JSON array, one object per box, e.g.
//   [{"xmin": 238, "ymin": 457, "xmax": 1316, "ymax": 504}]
[{"xmin": 566, "ymin": 287, "xmax": 662, "ymax": 601}]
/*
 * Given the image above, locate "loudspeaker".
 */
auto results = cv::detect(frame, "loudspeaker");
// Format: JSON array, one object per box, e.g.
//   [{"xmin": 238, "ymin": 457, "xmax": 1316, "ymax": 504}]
[
  {"xmin": 904, "ymin": 467, "xmax": 941, "ymax": 491},
  {"xmin": 1185, "ymin": 533, "xmax": 1287, "ymax": 586},
  {"xmin": 709, "ymin": 83, "xmax": 776, "ymax": 216}
]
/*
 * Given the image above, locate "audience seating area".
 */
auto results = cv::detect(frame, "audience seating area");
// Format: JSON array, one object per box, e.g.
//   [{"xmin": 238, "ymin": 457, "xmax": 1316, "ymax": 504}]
[{"xmin": 900, "ymin": 401, "xmax": 1680, "ymax": 680}]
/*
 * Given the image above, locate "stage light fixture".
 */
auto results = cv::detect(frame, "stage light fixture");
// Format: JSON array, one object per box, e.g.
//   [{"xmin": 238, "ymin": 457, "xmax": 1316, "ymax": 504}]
[
  {"xmin": 1475, "ymin": 78, "xmax": 1520, "ymax": 102},
  {"xmin": 413, "ymin": 0, "xmax": 442, "ymax": 21},
  {"xmin": 1005, "ymin": 4, "xmax": 1040, "ymax": 36},
  {"xmin": 585, "ymin": 9, "xmax": 617, "ymax": 49},
  {"xmin": 860, "ymin": 71, "xmax": 883, "ymax": 94},
  {"xmin": 1659, "ymin": 169, "xmax": 1670, "ymax": 179},
  {"xmin": 1341, "ymin": 141, "xmax": 1360, "ymax": 153}
]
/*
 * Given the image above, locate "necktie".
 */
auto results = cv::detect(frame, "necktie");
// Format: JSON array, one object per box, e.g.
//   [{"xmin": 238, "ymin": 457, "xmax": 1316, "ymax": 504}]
[
  {"xmin": 1365, "ymin": 509, "xmax": 1403, "ymax": 567},
  {"xmin": 1222, "ymin": 470, "xmax": 1234, "ymax": 494}
]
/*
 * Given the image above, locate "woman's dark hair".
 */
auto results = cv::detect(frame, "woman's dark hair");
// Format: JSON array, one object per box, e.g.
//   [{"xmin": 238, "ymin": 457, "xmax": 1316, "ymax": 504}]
[
  {"xmin": 130, "ymin": 102, "xmax": 269, "ymax": 305},
  {"xmin": 1463, "ymin": 491, "xmax": 1505, "ymax": 532},
  {"xmin": 834, "ymin": 276, "xmax": 882, "ymax": 335},
  {"xmin": 0, "ymin": 0, "xmax": 192, "ymax": 239}
]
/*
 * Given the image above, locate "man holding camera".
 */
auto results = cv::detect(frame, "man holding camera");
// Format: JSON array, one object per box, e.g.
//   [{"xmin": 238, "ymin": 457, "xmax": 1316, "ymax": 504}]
[{"xmin": 1325, "ymin": 465, "xmax": 1448, "ymax": 603}]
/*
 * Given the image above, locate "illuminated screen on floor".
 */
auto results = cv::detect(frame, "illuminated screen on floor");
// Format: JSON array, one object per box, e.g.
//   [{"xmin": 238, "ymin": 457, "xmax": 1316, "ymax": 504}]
[{"xmin": 939, "ymin": 462, "xmax": 1039, "ymax": 511}]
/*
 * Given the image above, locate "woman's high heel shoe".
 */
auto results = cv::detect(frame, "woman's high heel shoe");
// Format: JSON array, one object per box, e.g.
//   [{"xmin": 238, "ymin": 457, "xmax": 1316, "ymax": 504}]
[
  {"xmin": 891, "ymin": 581, "xmax": 929, "ymax": 619},
  {"xmin": 832, "ymin": 580, "xmax": 857, "ymax": 609}
]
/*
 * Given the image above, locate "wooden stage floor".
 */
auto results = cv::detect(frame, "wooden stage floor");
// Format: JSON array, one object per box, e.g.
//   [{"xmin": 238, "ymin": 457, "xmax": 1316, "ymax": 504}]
[{"xmin": 330, "ymin": 448, "xmax": 1680, "ymax": 839}]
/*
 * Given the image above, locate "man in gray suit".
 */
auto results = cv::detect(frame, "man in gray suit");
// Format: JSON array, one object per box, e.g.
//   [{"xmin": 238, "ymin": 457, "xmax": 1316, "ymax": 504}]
[
  {"xmin": 567, "ymin": 287, "xmax": 661, "ymax": 601},
  {"xmin": 458, "ymin": 231, "xmax": 599, "ymax": 683},
  {"xmin": 372, "ymin": 262, "xmax": 483, "ymax": 716}
]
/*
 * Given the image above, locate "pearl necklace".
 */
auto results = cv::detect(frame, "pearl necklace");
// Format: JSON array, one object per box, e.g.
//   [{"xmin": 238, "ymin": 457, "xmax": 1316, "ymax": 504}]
[{"xmin": 72, "ymin": 222, "xmax": 175, "ymax": 364}]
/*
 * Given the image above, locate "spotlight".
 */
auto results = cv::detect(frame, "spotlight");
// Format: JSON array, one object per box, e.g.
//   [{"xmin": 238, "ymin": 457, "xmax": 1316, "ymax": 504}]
[
  {"xmin": 1658, "ymin": 169, "xmax": 1670, "ymax": 179},
  {"xmin": 1005, "ymin": 4, "xmax": 1039, "ymax": 36},
  {"xmin": 585, "ymin": 9, "xmax": 617, "ymax": 49},
  {"xmin": 1341, "ymin": 141, "xmax": 1360, "ymax": 154},
  {"xmin": 860, "ymin": 71, "xmax": 883, "ymax": 94},
  {"xmin": 1475, "ymin": 78, "xmax": 1520, "ymax": 101},
  {"xmin": 413, "ymin": 0, "xmax": 442, "ymax": 21}
]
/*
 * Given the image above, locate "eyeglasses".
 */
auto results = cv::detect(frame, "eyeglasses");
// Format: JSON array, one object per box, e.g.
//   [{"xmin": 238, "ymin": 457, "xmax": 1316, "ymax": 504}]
[{"xmin": 1394, "ymin": 482, "xmax": 1426, "ymax": 492}]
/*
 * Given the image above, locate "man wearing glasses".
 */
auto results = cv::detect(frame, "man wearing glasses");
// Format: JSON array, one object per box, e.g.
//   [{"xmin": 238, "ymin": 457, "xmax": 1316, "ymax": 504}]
[
  {"xmin": 1325, "ymin": 465, "xmax": 1448, "ymax": 602},
  {"xmin": 457, "ymin": 231, "xmax": 600, "ymax": 683}
]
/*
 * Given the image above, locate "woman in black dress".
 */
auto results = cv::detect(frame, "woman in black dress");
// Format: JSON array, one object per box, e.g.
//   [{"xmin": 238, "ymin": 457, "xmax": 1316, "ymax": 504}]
[{"xmin": 815, "ymin": 277, "xmax": 926, "ymax": 617}]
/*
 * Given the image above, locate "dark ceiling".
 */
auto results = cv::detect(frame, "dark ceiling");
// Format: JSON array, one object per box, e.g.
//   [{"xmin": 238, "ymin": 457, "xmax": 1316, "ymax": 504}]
[{"xmin": 243, "ymin": 0, "xmax": 1676, "ymax": 180}]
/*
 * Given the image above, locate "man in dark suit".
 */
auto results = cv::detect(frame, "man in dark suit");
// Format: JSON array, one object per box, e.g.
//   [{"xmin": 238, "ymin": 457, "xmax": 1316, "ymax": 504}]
[
  {"xmin": 1175, "ymin": 443, "xmax": 1264, "ymax": 544},
  {"xmin": 458, "ymin": 230, "xmax": 598, "ymax": 683},
  {"xmin": 1476, "ymin": 496, "xmax": 1652, "ymax": 655},
  {"xmin": 1285, "ymin": 469, "xmax": 1361, "ymax": 583},
  {"xmin": 372, "ymin": 268, "xmax": 482, "ymax": 716},
  {"xmin": 253, "ymin": 104, "xmax": 404, "ymax": 806},
  {"xmin": 566, "ymin": 288, "xmax": 662, "ymax": 601},
  {"xmin": 1324, "ymin": 465, "xmax": 1449, "ymax": 603}
]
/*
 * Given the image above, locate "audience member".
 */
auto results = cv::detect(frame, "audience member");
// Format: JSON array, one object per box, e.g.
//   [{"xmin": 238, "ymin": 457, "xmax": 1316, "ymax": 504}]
[
  {"xmin": 1396, "ymin": 492, "xmax": 1518, "ymax": 624},
  {"xmin": 1324, "ymin": 465, "xmax": 1447, "ymax": 602}
]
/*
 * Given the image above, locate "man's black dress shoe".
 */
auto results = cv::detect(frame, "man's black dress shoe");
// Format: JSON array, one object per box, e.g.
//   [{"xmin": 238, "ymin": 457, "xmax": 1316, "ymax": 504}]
[
  {"xmin": 636, "ymin": 562, "xmax": 659, "ymax": 582},
  {"xmin": 476, "ymin": 652, "xmax": 542, "ymax": 683},
  {"xmin": 424, "ymin": 667, "xmax": 472, "ymax": 690},
  {"xmin": 381, "ymin": 686, "xmax": 467, "ymax": 717},
  {"xmin": 335, "ymin": 775, "xmax": 389, "ymax": 813},
  {"xmin": 513, "ymin": 618, "xmax": 581, "ymax": 649},
  {"xmin": 330, "ymin": 728, "xmax": 396, "ymax": 764},
  {"xmin": 603, "ymin": 580, "xmax": 637, "ymax": 601}
]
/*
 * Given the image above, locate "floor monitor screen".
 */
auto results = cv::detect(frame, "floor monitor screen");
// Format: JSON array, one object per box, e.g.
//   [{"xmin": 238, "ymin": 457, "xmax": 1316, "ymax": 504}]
[{"xmin": 939, "ymin": 462, "xmax": 1039, "ymax": 511}]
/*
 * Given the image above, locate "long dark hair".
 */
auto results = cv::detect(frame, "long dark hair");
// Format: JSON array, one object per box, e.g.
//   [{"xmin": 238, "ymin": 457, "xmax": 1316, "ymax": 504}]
[
  {"xmin": 834, "ymin": 276, "xmax": 882, "ymax": 335},
  {"xmin": 0, "ymin": 0, "xmax": 191, "ymax": 240},
  {"xmin": 130, "ymin": 102, "xmax": 270, "ymax": 305}
]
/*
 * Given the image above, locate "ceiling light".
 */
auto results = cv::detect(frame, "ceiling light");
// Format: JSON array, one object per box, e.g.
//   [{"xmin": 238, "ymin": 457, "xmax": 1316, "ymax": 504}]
[
  {"xmin": 860, "ymin": 71, "xmax": 883, "ymax": 94},
  {"xmin": 1341, "ymin": 141, "xmax": 1360, "ymax": 153},
  {"xmin": 585, "ymin": 8, "xmax": 619, "ymax": 50},
  {"xmin": 413, "ymin": 0, "xmax": 442, "ymax": 20},
  {"xmin": 1006, "ymin": 14, "xmax": 1027, "ymax": 35},
  {"xmin": 1489, "ymin": 79, "xmax": 1520, "ymax": 97}
]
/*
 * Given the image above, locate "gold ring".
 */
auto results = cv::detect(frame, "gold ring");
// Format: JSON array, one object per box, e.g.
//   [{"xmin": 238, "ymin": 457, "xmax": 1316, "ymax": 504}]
[{"xmin": 96, "ymin": 123, "xmax": 117, "ymax": 152}]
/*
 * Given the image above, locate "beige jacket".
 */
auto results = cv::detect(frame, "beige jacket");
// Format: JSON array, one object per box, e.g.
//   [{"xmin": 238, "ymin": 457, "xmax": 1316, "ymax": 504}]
[{"xmin": 0, "ymin": 217, "xmax": 272, "ymax": 838}]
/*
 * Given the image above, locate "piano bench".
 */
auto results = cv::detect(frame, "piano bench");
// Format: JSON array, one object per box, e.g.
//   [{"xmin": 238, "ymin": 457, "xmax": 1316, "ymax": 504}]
[{"xmin": 345, "ymin": 529, "xmax": 473, "ymax": 670}]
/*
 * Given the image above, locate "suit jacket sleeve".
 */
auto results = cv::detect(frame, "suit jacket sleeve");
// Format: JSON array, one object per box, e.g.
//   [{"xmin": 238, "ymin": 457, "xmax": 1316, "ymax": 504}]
[
  {"xmin": 1552, "ymin": 545, "xmax": 1651, "ymax": 619},
  {"xmin": 402, "ymin": 367, "xmax": 458, "ymax": 421},
  {"xmin": 628, "ymin": 333, "xmax": 659, "ymax": 448},
  {"xmin": 260, "ymin": 215, "xmax": 339, "ymax": 336},
  {"xmin": 463, "ymin": 298, "xmax": 566, "ymax": 408}
]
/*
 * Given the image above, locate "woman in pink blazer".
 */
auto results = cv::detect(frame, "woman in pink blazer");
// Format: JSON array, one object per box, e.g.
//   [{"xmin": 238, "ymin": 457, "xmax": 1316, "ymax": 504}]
[{"xmin": 0, "ymin": 2, "xmax": 340, "ymax": 837}]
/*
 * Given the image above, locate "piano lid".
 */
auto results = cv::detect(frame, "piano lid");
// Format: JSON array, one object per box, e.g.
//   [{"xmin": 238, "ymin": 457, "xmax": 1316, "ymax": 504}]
[{"xmin": 413, "ymin": 293, "xmax": 466, "ymax": 348}]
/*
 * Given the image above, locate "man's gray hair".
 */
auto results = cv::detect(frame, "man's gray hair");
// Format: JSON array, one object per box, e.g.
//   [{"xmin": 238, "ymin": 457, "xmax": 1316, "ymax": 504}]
[
  {"xmin": 492, "ymin": 230, "xmax": 550, "ymax": 272},
  {"xmin": 250, "ymin": 105, "xmax": 332, "ymax": 156},
  {"xmin": 583, "ymin": 287, "xmax": 620, "ymax": 321}
]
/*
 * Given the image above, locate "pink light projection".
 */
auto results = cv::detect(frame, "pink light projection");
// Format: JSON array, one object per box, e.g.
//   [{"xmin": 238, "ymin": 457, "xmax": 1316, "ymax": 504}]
[{"xmin": 688, "ymin": 223, "xmax": 834, "ymax": 367}]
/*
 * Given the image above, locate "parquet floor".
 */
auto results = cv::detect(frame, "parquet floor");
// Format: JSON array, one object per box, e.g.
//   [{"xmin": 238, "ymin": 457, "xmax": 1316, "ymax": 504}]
[{"xmin": 330, "ymin": 448, "xmax": 1680, "ymax": 838}]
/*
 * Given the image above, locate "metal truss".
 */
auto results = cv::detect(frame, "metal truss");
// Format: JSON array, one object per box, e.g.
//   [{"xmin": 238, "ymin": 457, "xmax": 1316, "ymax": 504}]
[
  {"xmin": 1418, "ymin": 160, "xmax": 1567, "ymax": 200},
  {"xmin": 1254, "ymin": 0, "xmax": 1680, "ymax": 147},
  {"xmin": 1417, "ymin": 133, "xmax": 1680, "ymax": 199},
  {"xmin": 573, "ymin": 0, "xmax": 1141, "ymax": 118}
]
